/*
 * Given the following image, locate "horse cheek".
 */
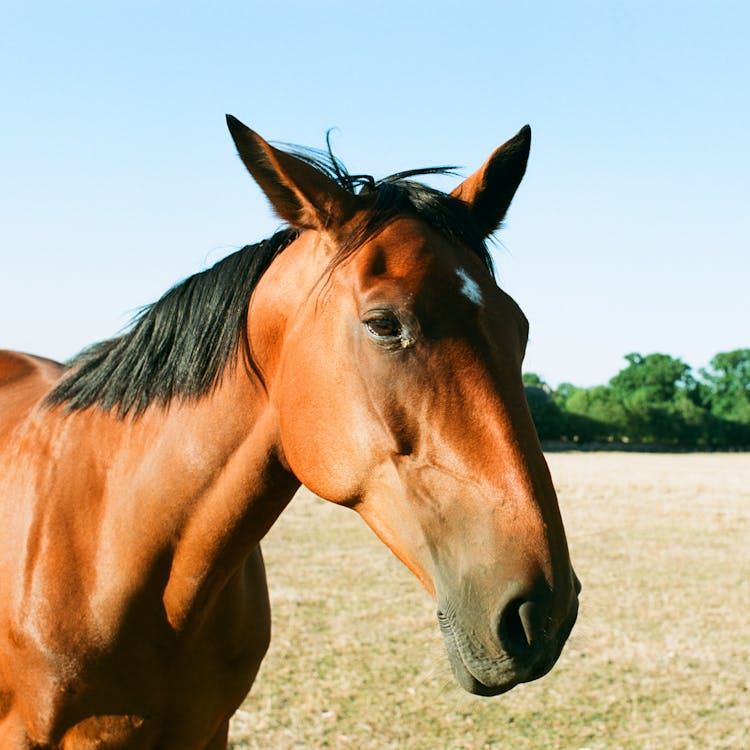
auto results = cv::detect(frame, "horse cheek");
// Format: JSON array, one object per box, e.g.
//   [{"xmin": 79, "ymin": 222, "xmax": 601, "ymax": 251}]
[{"xmin": 276, "ymin": 363, "xmax": 377, "ymax": 505}]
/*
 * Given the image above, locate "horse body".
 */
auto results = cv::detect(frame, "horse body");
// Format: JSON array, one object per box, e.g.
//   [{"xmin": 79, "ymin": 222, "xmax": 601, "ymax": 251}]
[
  {"xmin": 0, "ymin": 118, "xmax": 579, "ymax": 748},
  {"xmin": 0, "ymin": 351, "xmax": 288, "ymax": 748}
]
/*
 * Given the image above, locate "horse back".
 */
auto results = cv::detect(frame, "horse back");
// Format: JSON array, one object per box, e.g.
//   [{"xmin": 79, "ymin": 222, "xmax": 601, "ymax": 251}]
[
  {"xmin": 0, "ymin": 350, "xmax": 62, "ymax": 384},
  {"xmin": 0, "ymin": 351, "xmax": 63, "ymax": 435}
]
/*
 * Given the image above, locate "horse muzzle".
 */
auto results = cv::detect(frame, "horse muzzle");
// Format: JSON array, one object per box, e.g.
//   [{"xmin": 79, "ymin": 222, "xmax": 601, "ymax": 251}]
[{"xmin": 437, "ymin": 581, "xmax": 579, "ymax": 696}]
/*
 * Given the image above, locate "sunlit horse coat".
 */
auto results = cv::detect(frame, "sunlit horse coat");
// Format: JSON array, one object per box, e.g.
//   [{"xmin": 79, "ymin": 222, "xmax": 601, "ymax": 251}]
[{"xmin": 0, "ymin": 116, "xmax": 579, "ymax": 749}]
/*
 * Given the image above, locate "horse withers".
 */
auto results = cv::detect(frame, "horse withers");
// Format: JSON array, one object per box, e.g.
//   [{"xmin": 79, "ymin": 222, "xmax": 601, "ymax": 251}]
[{"xmin": 0, "ymin": 116, "xmax": 579, "ymax": 748}]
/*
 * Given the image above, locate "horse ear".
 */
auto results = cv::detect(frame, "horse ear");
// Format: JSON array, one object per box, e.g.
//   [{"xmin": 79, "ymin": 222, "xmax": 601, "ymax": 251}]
[
  {"xmin": 226, "ymin": 115, "xmax": 360, "ymax": 231},
  {"xmin": 451, "ymin": 125, "xmax": 531, "ymax": 238}
]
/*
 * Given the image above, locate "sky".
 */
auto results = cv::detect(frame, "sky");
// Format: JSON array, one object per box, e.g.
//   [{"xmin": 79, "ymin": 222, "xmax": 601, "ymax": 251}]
[{"xmin": 2, "ymin": 1, "xmax": 748, "ymax": 387}]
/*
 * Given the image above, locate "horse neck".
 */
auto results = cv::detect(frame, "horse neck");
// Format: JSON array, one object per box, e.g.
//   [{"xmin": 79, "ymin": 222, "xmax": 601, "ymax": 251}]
[
  {"xmin": 36, "ymin": 233, "xmax": 327, "ymax": 631},
  {"xmin": 43, "ymin": 366, "xmax": 299, "ymax": 632},
  {"xmin": 153, "ymin": 235, "xmax": 332, "ymax": 628},
  {"xmin": 157, "ymin": 374, "xmax": 302, "ymax": 627}
]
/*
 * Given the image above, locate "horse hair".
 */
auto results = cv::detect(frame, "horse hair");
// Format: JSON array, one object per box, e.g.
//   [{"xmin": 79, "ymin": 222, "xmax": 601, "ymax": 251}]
[{"xmin": 45, "ymin": 146, "xmax": 494, "ymax": 418}]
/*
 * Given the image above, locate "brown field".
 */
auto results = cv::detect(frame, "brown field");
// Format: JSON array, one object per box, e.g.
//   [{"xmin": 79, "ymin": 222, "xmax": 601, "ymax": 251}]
[{"xmin": 228, "ymin": 453, "xmax": 750, "ymax": 749}]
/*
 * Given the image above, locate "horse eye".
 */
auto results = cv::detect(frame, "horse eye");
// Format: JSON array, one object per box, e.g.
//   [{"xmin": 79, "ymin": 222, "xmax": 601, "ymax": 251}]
[{"xmin": 365, "ymin": 315, "xmax": 401, "ymax": 339}]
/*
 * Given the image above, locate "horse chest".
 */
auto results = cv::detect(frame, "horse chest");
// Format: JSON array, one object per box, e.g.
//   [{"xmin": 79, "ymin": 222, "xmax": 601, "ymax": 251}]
[
  {"xmin": 4, "ymin": 612, "xmax": 260, "ymax": 749},
  {"xmin": 2, "ymin": 551, "xmax": 269, "ymax": 748}
]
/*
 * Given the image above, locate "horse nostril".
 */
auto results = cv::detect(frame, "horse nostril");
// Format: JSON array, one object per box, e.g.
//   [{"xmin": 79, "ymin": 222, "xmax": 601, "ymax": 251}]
[
  {"xmin": 498, "ymin": 598, "xmax": 536, "ymax": 658},
  {"xmin": 496, "ymin": 590, "xmax": 553, "ymax": 661}
]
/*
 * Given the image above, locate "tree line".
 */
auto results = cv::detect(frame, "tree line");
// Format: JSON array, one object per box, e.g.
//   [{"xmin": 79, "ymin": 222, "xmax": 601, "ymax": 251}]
[{"xmin": 524, "ymin": 349, "xmax": 750, "ymax": 448}]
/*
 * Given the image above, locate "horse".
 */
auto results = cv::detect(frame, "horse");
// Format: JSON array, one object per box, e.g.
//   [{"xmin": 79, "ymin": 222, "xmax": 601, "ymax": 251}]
[{"xmin": 0, "ymin": 115, "xmax": 579, "ymax": 749}]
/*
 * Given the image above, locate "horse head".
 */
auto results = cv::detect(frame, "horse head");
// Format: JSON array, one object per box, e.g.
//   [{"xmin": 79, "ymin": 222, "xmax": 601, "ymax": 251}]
[{"xmin": 228, "ymin": 116, "xmax": 579, "ymax": 696}]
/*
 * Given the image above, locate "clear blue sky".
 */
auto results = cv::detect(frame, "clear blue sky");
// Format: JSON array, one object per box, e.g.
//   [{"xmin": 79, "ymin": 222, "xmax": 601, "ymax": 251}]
[{"xmin": 2, "ymin": 1, "xmax": 748, "ymax": 387}]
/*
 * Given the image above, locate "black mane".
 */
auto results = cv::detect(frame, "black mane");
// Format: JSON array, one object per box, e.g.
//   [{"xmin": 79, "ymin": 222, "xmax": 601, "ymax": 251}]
[{"xmin": 46, "ymin": 146, "xmax": 493, "ymax": 418}]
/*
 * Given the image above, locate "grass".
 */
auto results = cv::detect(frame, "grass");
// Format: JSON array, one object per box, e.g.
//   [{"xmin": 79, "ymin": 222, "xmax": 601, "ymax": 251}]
[{"xmin": 228, "ymin": 453, "xmax": 750, "ymax": 749}]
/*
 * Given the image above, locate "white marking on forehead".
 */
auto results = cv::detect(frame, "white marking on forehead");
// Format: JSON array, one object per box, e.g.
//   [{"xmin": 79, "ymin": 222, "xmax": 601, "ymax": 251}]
[{"xmin": 456, "ymin": 267, "xmax": 483, "ymax": 306}]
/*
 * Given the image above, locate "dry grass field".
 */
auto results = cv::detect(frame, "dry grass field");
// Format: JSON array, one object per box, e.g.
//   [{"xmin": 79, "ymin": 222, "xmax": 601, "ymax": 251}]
[{"xmin": 228, "ymin": 453, "xmax": 750, "ymax": 749}]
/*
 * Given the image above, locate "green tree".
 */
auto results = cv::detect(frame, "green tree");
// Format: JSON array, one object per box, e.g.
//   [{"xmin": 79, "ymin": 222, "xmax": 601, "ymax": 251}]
[
  {"xmin": 523, "ymin": 373, "xmax": 565, "ymax": 440},
  {"xmin": 551, "ymin": 382, "xmax": 577, "ymax": 412},
  {"xmin": 523, "ymin": 350, "xmax": 750, "ymax": 448},
  {"xmin": 522, "ymin": 372, "xmax": 548, "ymax": 390},
  {"xmin": 607, "ymin": 353, "xmax": 702, "ymax": 444},
  {"xmin": 700, "ymin": 349, "xmax": 750, "ymax": 423},
  {"xmin": 609, "ymin": 353, "xmax": 695, "ymax": 403},
  {"xmin": 564, "ymin": 385, "xmax": 626, "ymax": 441}
]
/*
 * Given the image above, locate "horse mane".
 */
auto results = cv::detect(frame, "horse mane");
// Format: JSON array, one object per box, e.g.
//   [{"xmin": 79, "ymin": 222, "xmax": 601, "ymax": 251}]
[{"xmin": 45, "ymin": 144, "xmax": 494, "ymax": 418}]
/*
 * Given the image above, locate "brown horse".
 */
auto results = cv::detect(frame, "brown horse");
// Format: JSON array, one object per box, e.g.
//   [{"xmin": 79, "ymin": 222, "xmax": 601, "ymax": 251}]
[{"xmin": 0, "ymin": 116, "xmax": 579, "ymax": 749}]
